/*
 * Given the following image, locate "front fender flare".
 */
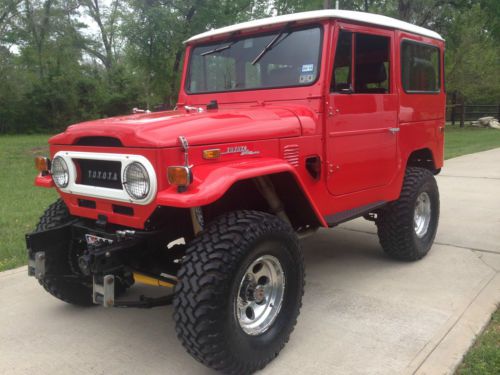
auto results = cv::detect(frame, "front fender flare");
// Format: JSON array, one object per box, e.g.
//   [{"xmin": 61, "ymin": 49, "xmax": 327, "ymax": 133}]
[{"xmin": 155, "ymin": 158, "xmax": 326, "ymax": 226}]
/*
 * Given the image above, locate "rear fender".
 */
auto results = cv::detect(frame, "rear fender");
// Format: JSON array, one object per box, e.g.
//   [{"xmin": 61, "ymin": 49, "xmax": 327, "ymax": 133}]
[{"xmin": 155, "ymin": 157, "xmax": 326, "ymax": 227}]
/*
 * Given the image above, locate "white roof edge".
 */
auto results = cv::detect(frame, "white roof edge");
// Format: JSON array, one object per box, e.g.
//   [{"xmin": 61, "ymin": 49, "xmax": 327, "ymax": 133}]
[{"xmin": 185, "ymin": 10, "xmax": 444, "ymax": 44}]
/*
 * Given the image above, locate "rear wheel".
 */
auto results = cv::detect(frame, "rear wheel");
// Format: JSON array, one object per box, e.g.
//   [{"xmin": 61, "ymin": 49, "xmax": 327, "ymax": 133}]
[
  {"xmin": 376, "ymin": 167, "xmax": 440, "ymax": 261},
  {"xmin": 173, "ymin": 210, "xmax": 304, "ymax": 374}
]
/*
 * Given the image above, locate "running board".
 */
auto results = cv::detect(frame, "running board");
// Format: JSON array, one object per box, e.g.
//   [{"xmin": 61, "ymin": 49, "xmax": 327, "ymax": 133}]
[{"xmin": 325, "ymin": 201, "xmax": 386, "ymax": 227}]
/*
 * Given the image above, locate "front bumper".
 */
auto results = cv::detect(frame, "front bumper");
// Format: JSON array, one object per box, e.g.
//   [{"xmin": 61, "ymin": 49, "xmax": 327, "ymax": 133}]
[
  {"xmin": 26, "ymin": 221, "xmax": 142, "ymax": 276},
  {"xmin": 26, "ymin": 221, "xmax": 177, "ymax": 308}
]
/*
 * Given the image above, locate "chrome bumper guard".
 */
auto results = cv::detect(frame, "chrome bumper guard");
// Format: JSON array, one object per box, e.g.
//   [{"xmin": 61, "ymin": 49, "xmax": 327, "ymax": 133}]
[
  {"xmin": 28, "ymin": 251, "xmax": 46, "ymax": 279},
  {"xmin": 93, "ymin": 274, "xmax": 115, "ymax": 308}
]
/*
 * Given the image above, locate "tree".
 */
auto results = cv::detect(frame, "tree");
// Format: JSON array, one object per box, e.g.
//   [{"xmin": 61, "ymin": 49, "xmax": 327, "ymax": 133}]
[
  {"xmin": 121, "ymin": 0, "xmax": 261, "ymax": 108},
  {"xmin": 79, "ymin": 0, "xmax": 121, "ymax": 71},
  {"xmin": 445, "ymin": 3, "xmax": 500, "ymax": 104},
  {"xmin": 0, "ymin": 0, "xmax": 498, "ymax": 134}
]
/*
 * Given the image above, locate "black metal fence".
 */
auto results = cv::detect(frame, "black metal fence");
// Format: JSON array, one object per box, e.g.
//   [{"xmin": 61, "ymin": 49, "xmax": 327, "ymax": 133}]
[{"xmin": 446, "ymin": 104, "xmax": 500, "ymax": 127}]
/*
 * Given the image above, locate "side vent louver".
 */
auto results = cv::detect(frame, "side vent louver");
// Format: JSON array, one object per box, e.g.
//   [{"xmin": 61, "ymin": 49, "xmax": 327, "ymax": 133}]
[{"xmin": 283, "ymin": 144, "xmax": 300, "ymax": 167}]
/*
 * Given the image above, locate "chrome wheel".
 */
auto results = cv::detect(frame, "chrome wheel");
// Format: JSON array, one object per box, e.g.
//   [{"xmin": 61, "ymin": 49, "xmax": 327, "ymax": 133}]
[
  {"xmin": 414, "ymin": 192, "xmax": 432, "ymax": 238},
  {"xmin": 236, "ymin": 255, "xmax": 285, "ymax": 336}
]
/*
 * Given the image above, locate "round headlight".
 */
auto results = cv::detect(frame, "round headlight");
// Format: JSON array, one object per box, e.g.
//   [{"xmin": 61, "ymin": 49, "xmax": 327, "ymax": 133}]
[
  {"xmin": 51, "ymin": 156, "xmax": 69, "ymax": 188},
  {"xmin": 123, "ymin": 162, "xmax": 150, "ymax": 200}
]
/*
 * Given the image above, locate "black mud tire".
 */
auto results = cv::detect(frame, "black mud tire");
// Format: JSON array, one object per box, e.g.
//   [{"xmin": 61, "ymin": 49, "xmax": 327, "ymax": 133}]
[
  {"xmin": 376, "ymin": 167, "xmax": 440, "ymax": 261},
  {"xmin": 173, "ymin": 211, "xmax": 304, "ymax": 374},
  {"xmin": 34, "ymin": 199, "xmax": 94, "ymax": 306}
]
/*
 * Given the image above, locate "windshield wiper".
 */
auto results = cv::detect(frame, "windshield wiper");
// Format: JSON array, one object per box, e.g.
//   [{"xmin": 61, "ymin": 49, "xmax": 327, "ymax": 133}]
[
  {"xmin": 251, "ymin": 22, "xmax": 293, "ymax": 65},
  {"xmin": 200, "ymin": 40, "xmax": 236, "ymax": 56}
]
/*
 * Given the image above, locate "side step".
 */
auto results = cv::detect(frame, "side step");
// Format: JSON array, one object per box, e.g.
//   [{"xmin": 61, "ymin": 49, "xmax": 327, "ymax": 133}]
[{"xmin": 325, "ymin": 201, "xmax": 386, "ymax": 227}]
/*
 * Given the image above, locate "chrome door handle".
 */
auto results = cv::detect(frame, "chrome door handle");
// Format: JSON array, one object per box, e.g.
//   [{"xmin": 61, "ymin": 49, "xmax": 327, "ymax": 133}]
[{"xmin": 388, "ymin": 127, "xmax": 400, "ymax": 134}]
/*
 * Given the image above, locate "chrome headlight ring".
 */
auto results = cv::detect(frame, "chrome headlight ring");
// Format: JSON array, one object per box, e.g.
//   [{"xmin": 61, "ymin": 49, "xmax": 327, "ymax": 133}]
[
  {"xmin": 51, "ymin": 156, "xmax": 69, "ymax": 188},
  {"xmin": 123, "ymin": 162, "xmax": 150, "ymax": 200}
]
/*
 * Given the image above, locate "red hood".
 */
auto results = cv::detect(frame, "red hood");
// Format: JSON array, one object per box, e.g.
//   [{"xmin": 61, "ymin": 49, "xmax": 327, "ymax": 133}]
[{"xmin": 49, "ymin": 106, "xmax": 303, "ymax": 148}]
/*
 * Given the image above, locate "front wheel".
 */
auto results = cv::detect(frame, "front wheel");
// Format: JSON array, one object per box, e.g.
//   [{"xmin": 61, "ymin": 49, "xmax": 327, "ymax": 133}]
[
  {"xmin": 173, "ymin": 211, "xmax": 304, "ymax": 374},
  {"xmin": 376, "ymin": 167, "xmax": 440, "ymax": 261},
  {"xmin": 34, "ymin": 199, "xmax": 94, "ymax": 306}
]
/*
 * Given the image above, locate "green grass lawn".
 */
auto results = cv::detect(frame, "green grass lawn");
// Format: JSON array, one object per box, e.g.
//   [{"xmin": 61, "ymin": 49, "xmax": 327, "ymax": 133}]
[
  {"xmin": 0, "ymin": 135, "xmax": 56, "ymax": 271},
  {"xmin": 456, "ymin": 308, "xmax": 500, "ymax": 374},
  {"xmin": 1, "ymin": 127, "xmax": 500, "ymax": 272},
  {"xmin": 445, "ymin": 125, "xmax": 500, "ymax": 159}
]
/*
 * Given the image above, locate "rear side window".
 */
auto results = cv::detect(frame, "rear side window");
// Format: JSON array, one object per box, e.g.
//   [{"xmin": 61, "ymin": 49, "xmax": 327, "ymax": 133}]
[{"xmin": 401, "ymin": 41, "xmax": 440, "ymax": 93}]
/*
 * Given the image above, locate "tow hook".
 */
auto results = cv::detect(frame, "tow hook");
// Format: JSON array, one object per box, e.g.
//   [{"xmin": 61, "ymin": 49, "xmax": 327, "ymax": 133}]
[
  {"xmin": 93, "ymin": 274, "xmax": 115, "ymax": 308},
  {"xmin": 28, "ymin": 251, "xmax": 46, "ymax": 280}
]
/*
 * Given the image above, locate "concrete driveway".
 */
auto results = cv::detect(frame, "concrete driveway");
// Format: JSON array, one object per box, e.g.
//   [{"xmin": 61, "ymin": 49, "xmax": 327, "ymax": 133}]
[{"xmin": 1, "ymin": 148, "xmax": 499, "ymax": 375}]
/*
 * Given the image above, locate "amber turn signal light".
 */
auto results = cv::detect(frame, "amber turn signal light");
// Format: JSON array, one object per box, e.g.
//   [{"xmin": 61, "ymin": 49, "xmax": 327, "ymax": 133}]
[
  {"xmin": 202, "ymin": 148, "xmax": 221, "ymax": 160},
  {"xmin": 167, "ymin": 166, "xmax": 192, "ymax": 186},
  {"xmin": 35, "ymin": 156, "xmax": 50, "ymax": 172}
]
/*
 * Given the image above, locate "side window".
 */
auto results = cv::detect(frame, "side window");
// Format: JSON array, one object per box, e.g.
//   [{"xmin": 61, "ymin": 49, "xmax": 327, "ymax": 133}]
[
  {"xmin": 331, "ymin": 31, "xmax": 352, "ymax": 92},
  {"xmin": 331, "ymin": 31, "xmax": 390, "ymax": 94},
  {"xmin": 355, "ymin": 33, "xmax": 390, "ymax": 93},
  {"xmin": 401, "ymin": 41, "xmax": 440, "ymax": 93}
]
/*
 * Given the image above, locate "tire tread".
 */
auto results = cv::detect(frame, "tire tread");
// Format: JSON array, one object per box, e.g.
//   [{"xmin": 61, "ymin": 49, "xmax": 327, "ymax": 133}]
[
  {"xmin": 35, "ymin": 199, "xmax": 94, "ymax": 306},
  {"xmin": 376, "ymin": 167, "xmax": 439, "ymax": 261},
  {"xmin": 173, "ymin": 210, "xmax": 304, "ymax": 374}
]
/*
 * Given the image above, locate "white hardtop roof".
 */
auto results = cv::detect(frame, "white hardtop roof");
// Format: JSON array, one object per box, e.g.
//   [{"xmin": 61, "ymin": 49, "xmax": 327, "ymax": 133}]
[{"xmin": 185, "ymin": 9, "xmax": 443, "ymax": 44}]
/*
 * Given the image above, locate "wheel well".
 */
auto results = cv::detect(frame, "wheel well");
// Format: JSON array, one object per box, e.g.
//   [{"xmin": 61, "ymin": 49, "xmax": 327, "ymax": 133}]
[
  {"xmin": 203, "ymin": 173, "xmax": 321, "ymax": 230},
  {"xmin": 406, "ymin": 148, "xmax": 437, "ymax": 173},
  {"xmin": 148, "ymin": 173, "xmax": 321, "ymax": 237}
]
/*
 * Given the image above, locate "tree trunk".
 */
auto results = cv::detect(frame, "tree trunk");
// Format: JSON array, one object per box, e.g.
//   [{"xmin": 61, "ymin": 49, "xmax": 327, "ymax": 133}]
[
  {"xmin": 398, "ymin": 0, "xmax": 412, "ymax": 21},
  {"xmin": 168, "ymin": 3, "xmax": 199, "ymax": 106},
  {"xmin": 82, "ymin": 0, "xmax": 116, "ymax": 71}
]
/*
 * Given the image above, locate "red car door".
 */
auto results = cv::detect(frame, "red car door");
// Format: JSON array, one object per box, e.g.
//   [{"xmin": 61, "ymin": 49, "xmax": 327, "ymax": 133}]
[{"xmin": 326, "ymin": 25, "xmax": 398, "ymax": 196}]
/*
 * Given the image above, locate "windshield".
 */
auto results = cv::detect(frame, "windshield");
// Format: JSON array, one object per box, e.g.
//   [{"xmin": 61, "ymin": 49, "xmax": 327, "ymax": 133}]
[{"xmin": 186, "ymin": 26, "xmax": 322, "ymax": 94}]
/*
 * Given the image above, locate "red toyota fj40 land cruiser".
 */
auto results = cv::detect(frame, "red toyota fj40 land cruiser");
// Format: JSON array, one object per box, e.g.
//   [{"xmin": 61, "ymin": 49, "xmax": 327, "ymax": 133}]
[{"xmin": 27, "ymin": 9, "xmax": 445, "ymax": 374}]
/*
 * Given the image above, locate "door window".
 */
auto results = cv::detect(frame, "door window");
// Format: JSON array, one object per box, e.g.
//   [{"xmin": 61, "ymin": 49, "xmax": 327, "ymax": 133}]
[
  {"xmin": 331, "ymin": 31, "xmax": 390, "ymax": 94},
  {"xmin": 331, "ymin": 31, "xmax": 352, "ymax": 92}
]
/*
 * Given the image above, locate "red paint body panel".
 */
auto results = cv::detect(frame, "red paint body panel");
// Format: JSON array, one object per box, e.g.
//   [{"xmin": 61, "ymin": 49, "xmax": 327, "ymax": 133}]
[
  {"xmin": 59, "ymin": 193, "xmax": 155, "ymax": 229},
  {"xmin": 323, "ymin": 22, "xmax": 414, "ymax": 204},
  {"xmin": 34, "ymin": 174, "xmax": 55, "ymax": 188},
  {"xmin": 35, "ymin": 17, "xmax": 445, "ymax": 230},
  {"xmin": 48, "ymin": 145, "xmax": 163, "ymax": 228},
  {"xmin": 49, "ymin": 107, "xmax": 302, "ymax": 148},
  {"xmin": 156, "ymin": 157, "xmax": 327, "ymax": 227},
  {"xmin": 326, "ymin": 93, "xmax": 399, "ymax": 195}
]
